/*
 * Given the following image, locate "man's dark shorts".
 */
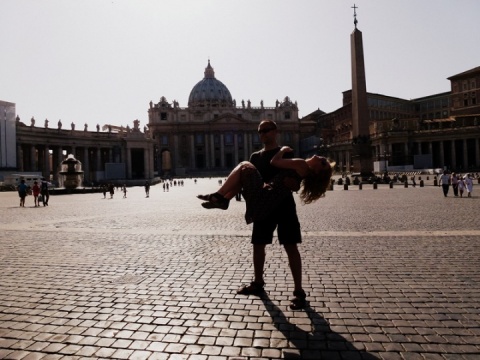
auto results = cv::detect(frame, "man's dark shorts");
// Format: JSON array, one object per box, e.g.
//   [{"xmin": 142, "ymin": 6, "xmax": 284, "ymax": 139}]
[{"xmin": 251, "ymin": 196, "xmax": 301, "ymax": 245}]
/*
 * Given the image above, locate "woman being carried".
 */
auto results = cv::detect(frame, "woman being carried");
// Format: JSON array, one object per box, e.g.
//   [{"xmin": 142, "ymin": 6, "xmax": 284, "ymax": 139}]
[{"xmin": 198, "ymin": 146, "xmax": 334, "ymax": 224}]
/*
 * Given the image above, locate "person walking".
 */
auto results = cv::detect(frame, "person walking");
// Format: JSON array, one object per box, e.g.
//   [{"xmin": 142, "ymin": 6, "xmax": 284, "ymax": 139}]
[
  {"xmin": 457, "ymin": 175, "xmax": 465, "ymax": 197},
  {"xmin": 40, "ymin": 178, "xmax": 50, "ymax": 206},
  {"xmin": 231, "ymin": 120, "xmax": 310, "ymax": 310},
  {"xmin": 451, "ymin": 173, "xmax": 459, "ymax": 197},
  {"xmin": 144, "ymin": 181, "xmax": 150, "ymax": 197},
  {"xmin": 439, "ymin": 170, "xmax": 450, "ymax": 197},
  {"xmin": 17, "ymin": 179, "xmax": 29, "ymax": 207},
  {"xmin": 464, "ymin": 174, "xmax": 474, "ymax": 197},
  {"xmin": 32, "ymin": 181, "xmax": 41, "ymax": 207}
]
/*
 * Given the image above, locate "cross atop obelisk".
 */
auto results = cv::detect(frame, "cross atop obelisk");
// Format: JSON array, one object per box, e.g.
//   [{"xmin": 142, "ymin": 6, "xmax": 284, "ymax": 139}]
[{"xmin": 352, "ymin": 4, "xmax": 358, "ymax": 28}]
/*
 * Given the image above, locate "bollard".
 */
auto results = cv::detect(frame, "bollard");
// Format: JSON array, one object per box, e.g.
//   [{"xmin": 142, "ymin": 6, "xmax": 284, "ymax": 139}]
[
  {"xmin": 373, "ymin": 182, "xmax": 377, "ymax": 190},
  {"xmin": 389, "ymin": 181, "xmax": 393, "ymax": 189},
  {"xmin": 344, "ymin": 183, "xmax": 349, "ymax": 190},
  {"xmin": 359, "ymin": 182, "xmax": 362, "ymax": 190},
  {"xmin": 404, "ymin": 181, "xmax": 408, "ymax": 188},
  {"xmin": 434, "ymin": 178, "xmax": 438, "ymax": 186},
  {"xmin": 420, "ymin": 180, "xmax": 424, "ymax": 187}
]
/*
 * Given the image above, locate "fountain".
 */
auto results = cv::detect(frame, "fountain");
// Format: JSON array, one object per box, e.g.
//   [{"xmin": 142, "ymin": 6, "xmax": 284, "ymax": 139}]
[{"xmin": 59, "ymin": 154, "xmax": 84, "ymax": 189}]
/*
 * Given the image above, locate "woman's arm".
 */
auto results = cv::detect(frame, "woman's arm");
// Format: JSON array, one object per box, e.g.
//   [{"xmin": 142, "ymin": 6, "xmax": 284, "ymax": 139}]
[{"xmin": 270, "ymin": 146, "xmax": 309, "ymax": 174}]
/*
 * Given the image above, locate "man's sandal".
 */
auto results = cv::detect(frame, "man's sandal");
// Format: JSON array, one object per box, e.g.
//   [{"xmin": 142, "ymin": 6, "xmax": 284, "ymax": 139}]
[
  {"xmin": 289, "ymin": 289, "xmax": 307, "ymax": 310},
  {"xmin": 237, "ymin": 281, "xmax": 265, "ymax": 295}
]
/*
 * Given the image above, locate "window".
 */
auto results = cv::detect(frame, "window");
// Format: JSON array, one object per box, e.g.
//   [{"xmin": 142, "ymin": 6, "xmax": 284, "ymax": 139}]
[
  {"xmin": 224, "ymin": 133, "xmax": 233, "ymax": 145},
  {"xmin": 284, "ymin": 111, "xmax": 291, "ymax": 119},
  {"xmin": 161, "ymin": 135, "xmax": 168, "ymax": 145},
  {"xmin": 195, "ymin": 134, "xmax": 204, "ymax": 145},
  {"xmin": 160, "ymin": 112, "xmax": 167, "ymax": 120}
]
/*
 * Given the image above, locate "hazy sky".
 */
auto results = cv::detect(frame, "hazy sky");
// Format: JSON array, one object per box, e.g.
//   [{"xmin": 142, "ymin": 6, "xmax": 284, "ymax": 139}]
[{"xmin": 1, "ymin": 0, "xmax": 479, "ymax": 131}]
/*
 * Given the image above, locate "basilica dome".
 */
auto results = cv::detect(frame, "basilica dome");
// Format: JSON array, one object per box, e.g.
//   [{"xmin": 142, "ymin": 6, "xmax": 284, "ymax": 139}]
[{"xmin": 188, "ymin": 61, "xmax": 233, "ymax": 107}]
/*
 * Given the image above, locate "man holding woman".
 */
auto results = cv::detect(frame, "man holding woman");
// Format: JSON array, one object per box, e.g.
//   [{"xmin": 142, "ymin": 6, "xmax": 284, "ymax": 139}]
[{"xmin": 198, "ymin": 120, "xmax": 334, "ymax": 309}]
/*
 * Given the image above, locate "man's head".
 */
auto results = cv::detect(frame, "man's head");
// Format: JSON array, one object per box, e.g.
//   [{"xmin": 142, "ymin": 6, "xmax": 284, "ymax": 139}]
[{"xmin": 257, "ymin": 120, "xmax": 278, "ymax": 148}]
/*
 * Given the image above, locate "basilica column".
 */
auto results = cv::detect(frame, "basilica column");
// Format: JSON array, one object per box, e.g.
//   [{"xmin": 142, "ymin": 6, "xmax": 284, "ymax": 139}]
[
  {"xmin": 205, "ymin": 134, "xmax": 210, "ymax": 168},
  {"xmin": 450, "ymin": 141, "xmax": 456, "ymax": 170},
  {"xmin": 189, "ymin": 134, "xmax": 195, "ymax": 169},
  {"xmin": 209, "ymin": 134, "xmax": 215, "ymax": 168},
  {"xmin": 173, "ymin": 134, "xmax": 180, "ymax": 168},
  {"xmin": 220, "ymin": 134, "xmax": 225, "ymax": 168},
  {"xmin": 243, "ymin": 132, "xmax": 248, "ymax": 161},
  {"xmin": 476, "ymin": 138, "xmax": 480, "ymax": 167},
  {"xmin": 143, "ymin": 147, "xmax": 150, "ymax": 179},
  {"xmin": 463, "ymin": 139, "xmax": 468, "ymax": 170},
  {"xmin": 439, "ymin": 141, "xmax": 445, "ymax": 168},
  {"xmin": 417, "ymin": 142, "xmax": 422, "ymax": 155},
  {"xmin": 234, "ymin": 134, "xmax": 239, "ymax": 164}
]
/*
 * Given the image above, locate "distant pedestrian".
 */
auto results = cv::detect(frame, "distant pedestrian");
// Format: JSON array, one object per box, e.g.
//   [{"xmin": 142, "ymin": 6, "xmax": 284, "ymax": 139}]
[
  {"xmin": 123, "ymin": 185, "xmax": 127, "ymax": 198},
  {"xmin": 32, "ymin": 181, "xmax": 41, "ymax": 207},
  {"xmin": 17, "ymin": 179, "xmax": 28, "ymax": 207},
  {"xmin": 40, "ymin": 177, "xmax": 50, "ymax": 206},
  {"xmin": 109, "ymin": 183, "xmax": 115, "ymax": 199},
  {"xmin": 166, "ymin": 183, "xmax": 169, "ymax": 192},
  {"xmin": 144, "ymin": 181, "xmax": 150, "ymax": 197},
  {"xmin": 464, "ymin": 174, "xmax": 473, "ymax": 197},
  {"xmin": 451, "ymin": 173, "xmax": 459, "ymax": 197},
  {"xmin": 411, "ymin": 175, "xmax": 416, "ymax": 187},
  {"xmin": 439, "ymin": 170, "xmax": 450, "ymax": 197},
  {"xmin": 163, "ymin": 183, "xmax": 166, "ymax": 192},
  {"xmin": 458, "ymin": 175, "xmax": 465, "ymax": 197},
  {"xmin": 102, "ymin": 185, "xmax": 107, "ymax": 199}
]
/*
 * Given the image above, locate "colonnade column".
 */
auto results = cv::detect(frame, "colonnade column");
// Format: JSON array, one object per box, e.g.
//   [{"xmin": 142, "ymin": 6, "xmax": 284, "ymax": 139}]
[
  {"xmin": 83, "ymin": 147, "xmax": 90, "ymax": 183},
  {"xmin": 126, "ymin": 147, "xmax": 132, "ymax": 179},
  {"xmin": 96, "ymin": 148, "xmax": 102, "ymax": 174},
  {"xmin": 44, "ymin": 146, "xmax": 50, "ymax": 179},
  {"xmin": 30, "ymin": 145, "xmax": 36, "ymax": 171},
  {"xmin": 17, "ymin": 145, "xmax": 24, "ymax": 172},
  {"xmin": 417, "ymin": 142, "xmax": 422, "ymax": 155},
  {"xmin": 143, "ymin": 147, "xmax": 150, "ymax": 179}
]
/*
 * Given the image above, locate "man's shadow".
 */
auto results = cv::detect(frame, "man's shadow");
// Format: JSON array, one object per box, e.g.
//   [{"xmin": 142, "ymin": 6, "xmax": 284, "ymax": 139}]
[{"xmin": 259, "ymin": 293, "xmax": 379, "ymax": 359}]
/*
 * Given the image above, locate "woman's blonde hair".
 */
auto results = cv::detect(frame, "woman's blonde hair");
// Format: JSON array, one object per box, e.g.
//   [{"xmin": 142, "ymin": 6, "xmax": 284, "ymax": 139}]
[{"xmin": 299, "ymin": 160, "xmax": 335, "ymax": 204}]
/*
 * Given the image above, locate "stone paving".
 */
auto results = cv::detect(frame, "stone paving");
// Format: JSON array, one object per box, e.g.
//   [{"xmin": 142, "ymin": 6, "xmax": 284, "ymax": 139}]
[{"xmin": 0, "ymin": 179, "xmax": 479, "ymax": 360}]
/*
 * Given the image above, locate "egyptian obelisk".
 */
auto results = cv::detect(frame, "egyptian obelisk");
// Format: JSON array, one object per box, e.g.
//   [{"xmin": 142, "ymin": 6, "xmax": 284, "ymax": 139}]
[{"xmin": 350, "ymin": 5, "xmax": 373, "ymax": 176}]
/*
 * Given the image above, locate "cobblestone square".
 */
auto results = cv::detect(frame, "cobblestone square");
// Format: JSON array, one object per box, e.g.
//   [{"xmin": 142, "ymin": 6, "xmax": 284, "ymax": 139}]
[{"xmin": 1, "ymin": 180, "xmax": 479, "ymax": 359}]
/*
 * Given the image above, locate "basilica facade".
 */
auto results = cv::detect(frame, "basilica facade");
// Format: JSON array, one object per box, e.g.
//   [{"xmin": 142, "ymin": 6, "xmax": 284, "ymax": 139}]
[{"xmin": 147, "ymin": 60, "xmax": 315, "ymax": 176}]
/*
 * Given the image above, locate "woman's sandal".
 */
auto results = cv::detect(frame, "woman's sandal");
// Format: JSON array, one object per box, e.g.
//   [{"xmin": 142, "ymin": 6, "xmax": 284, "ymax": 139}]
[
  {"xmin": 198, "ymin": 192, "xmax": 230, "ymax": 210},
  {"xmin": 289, "ymin": 289, "xmax": 307, "ymax": 310},
  {"xmin": 237, "ymin": 281, "xmax": 265, "ymax": 295}
]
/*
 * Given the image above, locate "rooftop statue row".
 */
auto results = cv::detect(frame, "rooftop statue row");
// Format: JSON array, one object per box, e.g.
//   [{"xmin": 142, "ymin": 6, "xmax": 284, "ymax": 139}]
[
  {"xmin": 18, "ymin": 116, "xmax": 149, "ymax": 134},
  {"xmin": 149, "ymin": 96, "xmax": 298, "ymax": 110}
]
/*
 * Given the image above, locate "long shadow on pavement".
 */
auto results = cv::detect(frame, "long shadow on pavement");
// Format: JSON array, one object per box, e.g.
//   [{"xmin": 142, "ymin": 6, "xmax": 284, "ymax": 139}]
[{"xmin": 260, "ymin": 293, "xmax": 379, "ymax": 359}]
